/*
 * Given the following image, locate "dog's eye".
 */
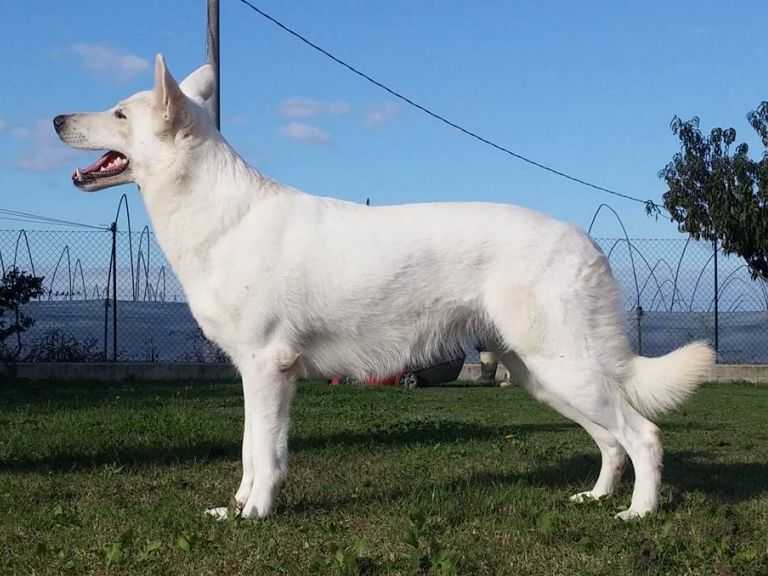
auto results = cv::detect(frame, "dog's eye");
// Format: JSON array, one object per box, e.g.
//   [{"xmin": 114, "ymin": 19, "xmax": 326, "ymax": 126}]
[{"xmin": 114, "ymin": 109, "xmax": 127, "ymax": 120}]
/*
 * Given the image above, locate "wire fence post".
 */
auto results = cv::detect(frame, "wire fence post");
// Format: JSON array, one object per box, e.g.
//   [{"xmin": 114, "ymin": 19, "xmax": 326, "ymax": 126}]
[
  {"xmin": 103, "ymin": 285, "xmax": 109, "ymax": 361},
  {"xmin": 713, "ymin": 238, "xmax": 719, "ymax": 361},
  {"xmin": 111, "ymin": 222, "xmax": 118, "ymax": 362}
]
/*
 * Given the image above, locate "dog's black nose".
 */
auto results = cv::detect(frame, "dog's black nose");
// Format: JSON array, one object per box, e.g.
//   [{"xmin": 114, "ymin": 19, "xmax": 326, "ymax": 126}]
[{"xmin": 53, "ymin": 115, "xmax": 68, "ymax": 132}]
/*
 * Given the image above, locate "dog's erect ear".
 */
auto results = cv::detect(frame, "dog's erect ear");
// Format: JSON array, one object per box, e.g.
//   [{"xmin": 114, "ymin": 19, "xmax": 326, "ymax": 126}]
[
  {"xmin": 153, "ymin": 54, "xmax": 187, "ymax": 125},
  {"xmin": 180, "ymin": 64, "xmax": 215, "ymax": 105}
]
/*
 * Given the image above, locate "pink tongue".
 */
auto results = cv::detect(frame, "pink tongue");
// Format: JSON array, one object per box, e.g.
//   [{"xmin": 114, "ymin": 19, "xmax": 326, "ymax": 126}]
[{"xmin": 82, "ymin": 152, "xmax": 118, "ymax": 174}]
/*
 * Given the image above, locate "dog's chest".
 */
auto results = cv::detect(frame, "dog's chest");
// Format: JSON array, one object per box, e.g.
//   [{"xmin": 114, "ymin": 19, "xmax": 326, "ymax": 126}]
[{"xmin": 177, "ymin": 249, "xmax": 279, "ymax": 358}]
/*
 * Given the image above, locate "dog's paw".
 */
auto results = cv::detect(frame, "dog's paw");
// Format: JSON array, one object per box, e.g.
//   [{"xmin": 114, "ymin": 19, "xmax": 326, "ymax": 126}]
[
  {"xmin": 614, "ymin": 508, "xmax": 648, "ymax": 521},
  {"xmin": 240, "ymin": 496, "xmax": 273, "ymax": 519}
]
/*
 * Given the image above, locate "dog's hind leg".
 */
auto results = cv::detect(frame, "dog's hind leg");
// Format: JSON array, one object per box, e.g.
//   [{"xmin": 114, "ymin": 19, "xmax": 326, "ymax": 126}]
[
  {"xmin": 515, "ymin": 354, "xmax": 662, "ymax": 520},
  {"xmin": 501, "ymin": 351, "xmax": 626, "ymax": 502},
  {"xmin": 567, "ymin": 419, "xmax": 626, "ymax": 503}
]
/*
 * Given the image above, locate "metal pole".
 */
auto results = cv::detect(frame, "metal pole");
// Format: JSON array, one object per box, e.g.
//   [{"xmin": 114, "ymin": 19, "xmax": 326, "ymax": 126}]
[
  {"xmin": 103, "ymin": 275, "xmax": 109, "ymax": 361},
  {"xmin": 111, "ymin": 222, "xmax": 118, "ymax": 362},
  {"xmin": 207, "ymin": 0, "xmax": 221, "ymax": 130},
  {"xmin": 713, "ymin": 238, "xmax": 719, "ymax": 359}
]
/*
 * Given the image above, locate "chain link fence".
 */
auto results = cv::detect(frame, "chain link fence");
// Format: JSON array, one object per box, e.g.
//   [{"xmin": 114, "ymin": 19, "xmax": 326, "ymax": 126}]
[
  {"xmin": 593, "ymin": 237, "xmax": 768, "ymax": 363},
  {"xmin": 1, "ymin": 229, "xmax": 766, "ymax": 364}
]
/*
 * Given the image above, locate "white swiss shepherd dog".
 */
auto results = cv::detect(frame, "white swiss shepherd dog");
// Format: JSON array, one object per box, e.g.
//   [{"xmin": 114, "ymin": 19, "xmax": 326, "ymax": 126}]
[{"xmin": 55, "ymin": 55, "xmax": 714, "ymax": 521}]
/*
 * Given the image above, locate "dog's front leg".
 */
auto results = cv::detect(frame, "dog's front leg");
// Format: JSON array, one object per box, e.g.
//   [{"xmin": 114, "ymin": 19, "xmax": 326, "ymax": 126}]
[
  {"xmin": 234, "ymin": 405, "xmax": 254, "ymax": 507},
  {"xmin": 237, "ymin": 350, "xmax": 298, "ymax": 518}
]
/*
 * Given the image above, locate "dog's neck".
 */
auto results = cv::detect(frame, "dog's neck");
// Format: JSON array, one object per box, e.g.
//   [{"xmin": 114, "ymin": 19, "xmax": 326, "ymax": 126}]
[{"xmin": 137, "ymin": 134, "xmax": 276, "ymax": 276}]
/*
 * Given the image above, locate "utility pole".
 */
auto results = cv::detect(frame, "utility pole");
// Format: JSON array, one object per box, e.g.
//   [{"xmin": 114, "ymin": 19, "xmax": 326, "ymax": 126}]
[{"xmin": 207, "ymin": 0, "xmax": 221, "ymax": 130}]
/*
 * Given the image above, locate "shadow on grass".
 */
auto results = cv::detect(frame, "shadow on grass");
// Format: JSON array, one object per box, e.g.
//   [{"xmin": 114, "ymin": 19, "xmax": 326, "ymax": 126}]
[
  {"xmin": 292, "ymin": 419, "xmax": 577, "ymax": 452},
  {"xmin": 484, "ymin": 450, "xmax": 768, "ymax": 505},
  {"xmin": 4, "ymin": 406, "xmax": 765, "ymax": 508},
  {"xmin": 281, "ymin": 449, "xmax": 768, "ymax": 516},
  {"xmin": 2, "ymin": 419, "xmax": 572, "ymax": 472},
  {"xmin": 0, "ymin": 379, "xmax": 242, "ymax": 408},
  {"xmin": 662, "ymin": 450, "xmax": 768, "ymax": 503},
  {"xmin": 1, "ymin": 441, "xmax": 243, "ymax": 473}
]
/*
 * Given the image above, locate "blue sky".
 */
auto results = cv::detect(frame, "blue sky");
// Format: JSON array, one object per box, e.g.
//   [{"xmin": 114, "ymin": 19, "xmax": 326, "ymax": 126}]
[{"xmin": 1, "ymin": 0, "xmax": 766, "ymax": 237}]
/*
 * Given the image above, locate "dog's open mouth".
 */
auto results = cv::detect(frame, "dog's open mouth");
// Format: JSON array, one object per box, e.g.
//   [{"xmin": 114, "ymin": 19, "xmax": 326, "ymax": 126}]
[{"xmin": 72, "ymin": 151, "xmax": 130, "ymax": 188}]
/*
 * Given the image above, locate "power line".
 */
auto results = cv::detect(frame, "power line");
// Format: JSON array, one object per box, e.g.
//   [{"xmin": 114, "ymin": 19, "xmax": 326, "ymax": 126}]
[
  {"xmin": 236, "ymin": 0, "xmax": 661, "ymax": 213},
  {"xmin": 0, "ymin": 208, "xmax": 109, "ymax": 231}
]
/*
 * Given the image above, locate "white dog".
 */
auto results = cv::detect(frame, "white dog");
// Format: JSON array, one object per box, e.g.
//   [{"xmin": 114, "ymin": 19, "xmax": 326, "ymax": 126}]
[{"xmin": 55, "ymin": 55, "xmax": 714, "ymax": 521}]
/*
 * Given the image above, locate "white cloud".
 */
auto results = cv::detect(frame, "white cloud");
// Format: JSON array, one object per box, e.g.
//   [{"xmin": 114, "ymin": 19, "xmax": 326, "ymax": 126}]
[
  {"xmin": 365, "ymin": 102, "xmax": 400, "ymax": 127},
  {"xmin": 278, "ymin": 97, "xmax": 351, "ymax": 118},
  {"xmin": 71, "ymin": 43, "xmax": 149, "ymax": 82},
  {"xmin": 15, "ymin": 119, "xmax": 79, "ymax": 172},
  {"xmin": 280, "ymin": 122, "xmax": 331, "ymax": 145},
  {"xmin": 11, "ymin": 126, "xmax": 31, "ymax": 139}
]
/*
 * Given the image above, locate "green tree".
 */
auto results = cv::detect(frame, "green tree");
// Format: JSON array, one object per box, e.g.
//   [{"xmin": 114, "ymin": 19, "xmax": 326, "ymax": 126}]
[
  {"xmin": 0, "ymin": 267, "xmax": 45, "ymax": 359},
  {"xmin": 659, "ymin": 101, "xmax": 768, "ymax": 279}
]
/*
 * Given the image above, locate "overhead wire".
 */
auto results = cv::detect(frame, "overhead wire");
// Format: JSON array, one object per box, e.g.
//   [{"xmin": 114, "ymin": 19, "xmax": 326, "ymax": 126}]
[
  {"xmin": 236, "ymin": 0, "xmax": 662, "ymax": 214},
  {"xmin": 0, "ymin": 208, "xmax": 109, "ymax": 231}
]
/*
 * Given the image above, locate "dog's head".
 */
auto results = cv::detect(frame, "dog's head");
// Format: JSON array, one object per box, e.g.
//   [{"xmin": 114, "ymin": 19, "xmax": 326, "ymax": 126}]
[{"xmin": 54, "ymin": 54, "xmax": 215, "ymax": 192}]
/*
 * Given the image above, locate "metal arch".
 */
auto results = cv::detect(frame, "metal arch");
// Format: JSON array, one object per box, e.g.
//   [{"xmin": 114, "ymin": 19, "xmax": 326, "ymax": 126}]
[
  {"xmin": 605, "ymin": 238, "xmax": 624, "ymax": 260},
  {"xmin": 73, "ymin": 259, "xmax": 87, "ymax": 301},
  {"xmin": 613, "ymin": 240, "xmax": 670, "ymax": 311},
  {"xmin": 154, "ymin": 266, "xmax": 167, "ymax": 302},
  {"xmin": 689, "ymin": 250, "xmax": 717, "ymax": 312},
  {"xmin": 649, "ymin": 279, "xmax": 675, "ymax": 312},
  {"xmin": 135, "ymin": 251, "xmax": 151, "ymax": 301},
  {"xmin": 729, "ymin": 294, "xmax": 744, "ymax": 312},
  {"xmin": 588, "ymin": 203, "xmax": 641, "ymax": 311},
  {"xmin": 707, "ymin": 276, "xmax": 756, "ymax": 312},
  {"xmin": 136, "ymin": 225, "xmax": 152, "ymax": 301},
  {"xmin": 637, "ymin": 258, "xmax": 675, "ymax": 305},
  {"xmin": 12, "ymin": 230, "xmax": 36, "ymax": 276},
  {"xmin": 670, "ymin": 235, "xmax": 692, "ymax": 312},
  {"xmin": 708, "ymin": 265, "xmax": 767, "ymax": 312},
  {"xmin": 48, "ymin": 245, "xmax": 73, "ymax": 301},
  {"xmin": 113, "ymin": 193, "xmax": 136, "ymax": 300},
  {"xmin": 727, "ymin": 292, "xmax": 764, "ymax": 312}
]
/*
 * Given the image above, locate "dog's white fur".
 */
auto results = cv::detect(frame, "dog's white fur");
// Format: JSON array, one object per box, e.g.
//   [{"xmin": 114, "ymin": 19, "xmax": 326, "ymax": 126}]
[{"xmin": 56, "ymin": 55, "xmax": 714, "ymax": 520}]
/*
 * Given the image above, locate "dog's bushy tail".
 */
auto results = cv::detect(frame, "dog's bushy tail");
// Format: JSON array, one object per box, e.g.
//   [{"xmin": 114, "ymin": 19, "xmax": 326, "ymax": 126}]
[{"xmin": 622, "ymin": 341, "xmax": 715, "ymax": 420}]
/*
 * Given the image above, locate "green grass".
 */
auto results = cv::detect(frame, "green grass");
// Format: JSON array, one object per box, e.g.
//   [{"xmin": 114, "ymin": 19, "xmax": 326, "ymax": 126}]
[{"xmin": 1, "ymin": 379, "xmax": 767, "ymax": 575}]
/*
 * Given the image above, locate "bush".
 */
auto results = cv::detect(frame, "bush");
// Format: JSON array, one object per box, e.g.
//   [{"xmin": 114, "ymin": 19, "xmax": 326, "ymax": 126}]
[
  {"xmin": 26, "ymin": 329, "xmax": 101, "ymax": 362},
  {"xmin": 0, "ymin": 266, "xmax": 45, "ymax": 360}
]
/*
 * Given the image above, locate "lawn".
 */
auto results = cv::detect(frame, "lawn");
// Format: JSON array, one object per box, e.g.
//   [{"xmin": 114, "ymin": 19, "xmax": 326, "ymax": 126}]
[{"xmin": 1, "ymin": 378, "xmax": 767, "ymax": 575}]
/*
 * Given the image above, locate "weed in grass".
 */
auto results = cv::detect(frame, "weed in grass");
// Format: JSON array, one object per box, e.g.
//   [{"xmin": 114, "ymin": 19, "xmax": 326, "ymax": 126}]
[{"xmin": 402, "ymin": 511, "xmax": 459, "ymax": 576}]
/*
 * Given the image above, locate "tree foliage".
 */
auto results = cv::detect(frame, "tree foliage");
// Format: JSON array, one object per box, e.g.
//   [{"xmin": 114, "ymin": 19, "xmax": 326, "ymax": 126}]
[
  {"xmin": 0, "ymin": 267, "xmax": 45, "ymax": 359},
  {"xmin": 659, "ymin": 101, "xmax": 768, "ymax": 279}
]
